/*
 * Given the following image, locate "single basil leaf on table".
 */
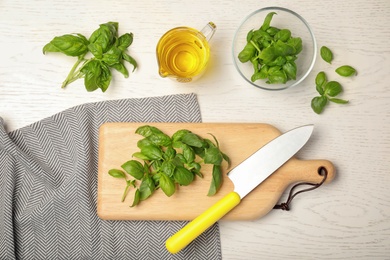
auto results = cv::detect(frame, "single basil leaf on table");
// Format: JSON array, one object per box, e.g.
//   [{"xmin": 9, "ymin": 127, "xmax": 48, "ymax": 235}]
[
  {"xmin": 320, "ymin": 46, "xmax": 333, "ymax": 64},
  {"xmin": 324, "ymin": 81, "xmax": 343, "ymax": 97},
  {"xmin": 315, "ymin": 71, "xmax": 327, "ymax": 95},
  {"xmin": 311, "ymin": 96, "xmax": 328, "ymax": 114},
  {"xmin": 335, "ymin": 65, "xmax": 357, "ymax": 77},
  {"xmin": 108, "ymin": 169, "xmax": 126, "ymax": 178}
]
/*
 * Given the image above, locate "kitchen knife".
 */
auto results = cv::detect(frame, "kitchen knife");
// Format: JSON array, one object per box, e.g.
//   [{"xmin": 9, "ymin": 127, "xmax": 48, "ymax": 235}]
[{"xmin": 165, "ymin": 124, "xmax": 314, "ymax": 254}]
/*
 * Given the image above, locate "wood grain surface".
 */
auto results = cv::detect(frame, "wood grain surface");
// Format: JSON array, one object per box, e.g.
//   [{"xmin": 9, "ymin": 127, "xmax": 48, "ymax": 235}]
[
  {"xmin": 97, "ymin": 122, "xmax": 335, "ymax": 220},
  {"xmin": 1, "ymin": 0, "xmax": 390, "ymax": 258}
]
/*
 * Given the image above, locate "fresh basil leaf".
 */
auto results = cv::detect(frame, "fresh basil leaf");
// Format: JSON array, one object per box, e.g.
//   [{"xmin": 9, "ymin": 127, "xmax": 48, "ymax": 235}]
[
  {"xmin": 207, "ymin": 165, "xmax": 223, "ymax": 196},
  {"xmin": 174, "ymin": 166, "xmax": 194, "ymax": 186},
  {"xmin": 182, "ymin": 144, "xmax": 195, "ymax": 163},
  {"xmin": 320, "ymin": 46, "xmax": 333, "ymax": 64},
  {"xmin": 274, "ymin": 29, "xmax": 291, "ymax": 42},
  {"xmin": 246, "ymin": 29, "xmax": 254, "ymax": 42},
  {"xmin": 329, "ymin": 98, "xmax": 349, "ymax": 104},
  {"xmin": 121, "ymin": 160, "xmax": 144, "ymax": 180},
  {"xmin": 164, "ymin": 146, "xmax": 176, "ymax": 160},
  {"xmin": 172, "ymin": 129, "xmax": 191, "ymax": 142},
  {"xmin": 139, "ymin": 176, "xmax": 155, "ymax": 201},
  {"xmin": 238, "ymin": 41, "xmax": 257, "ymax": 63},
  {"xmin": 311, "ymin": 96, "xmax": 328, "ymax": 114},
  {"xmin": 315, "ymin": 71, "xmax": 327, "ymax": 95},
  {"xmin": 282, "ymin": 61, "xmax": 297, "ymax": 80},
  {"xmin": 89, "ymin": 22, "xmax": 118, "ymax": 52},
  {"xmin": 135, "ymin": 125, "xmax": 163, "ymax": 137},
  {"xmin": 117, "ymin": 33, "xmax": 133, "ymax": 51},
  {"xmin": 287, "ymin": 37, "xmax": 303, "ymax": 54},
  {"xmin": 147, "ymin": 132, "xmax": 172, "ymax": 147},
  {"xmin": 335, "ymin": 65, "xmax": 357, "ymax": 77},
  {"xmin": 266, "ymin": 26, "xmax": 280, "ymax": 36},
  {"xmin": 132, "ymin": 152, "xmax": 151, "ymax": 160},
  {"xmin": 181, "ymin": 132, "xmax": 204, "ymax": 148},
  {"xmin": 81, "ymin": 60, "xmax": 112, "ymax": 92},
  {"xmin": 274, "ymin": 40, "xmax": 296, "ymax": 57},
  {"xmin": 43, "ymin": 34, "xmax": 89, "ymax": 57},
  {"xmin": 259, "ymin": 46, "xmax": 276, "ymax": 64},
  {"xmin": 111, "ymin": 62, "xmax": 129, "ymax": 78},
  {"xmin": 159, "ymin": 172, "xmax": 175, "ymax": 197},
  {"xmin": 267, "ymin": 70, "xmax": 287, "ymax": 84},
  {"xmin": 102, "ymin": 46, "xmax": 122, "ymax": 66},
  {"xmin": 204, "ymin": 147, "xmax": 223, "ymax": 165},
  {"xmin": 88, "ymin": 43, "xmax": 103, "ymax": 59},
  {"xmin": 122, "ymin": 52, "xmax": 137, "ymax": 72},
  {"xmin": 324, "ymin": 81, "xmax": 343, "ymax": 97},
  {"xmin": 261, "ymin": 12, "xmax": 277, "ymax": 31},
  {"xmin": 131, "ymin": 189, "xmax": 140, "ymax": 207},
  {"xmin": 108, "ymin": 169, "xmax": 126, "ymax": 178},
  {"xmin": 161, "ymin": 161, "xmax": 176, "ymax": 177},
  {"xmin": 140, "ymin": 145, "xmax": 163, "ymax": 160}
]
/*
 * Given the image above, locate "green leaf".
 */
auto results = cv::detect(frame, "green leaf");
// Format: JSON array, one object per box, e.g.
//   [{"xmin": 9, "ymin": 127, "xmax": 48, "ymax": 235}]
[
  {"xmin": 335, "ymin": 65, "xmax": 357, "ymax": 77},
  {"xmin": 329, "ymin": 98, "xmax": 349, "ymax": 104},
  {"xmin": 139, "ymin": 176, "xmax": 155, "ymax": 201},
  {"xmin": 261, "ymin": 12, "xmax": 277, "ymax": 31},
  {"xmin": 207, "ymin": 165, "xmax": 223, "ymax": 196},
  {"xmin": 135, "ymin": 125, "xmax": 163, "ymax": 137},
  {"xmin": 108, "ymin": 169, "xmax": 126, "ymax": 178},
  {"xmin": 320, "ymin": 46, "xmax": 333, "ymax": 64},
  {"xmin": 172, "ymin": 129, "xmax": 191, "ymax": 142},
  {"xmin": 43, "ymin": 34, "xmax": 89, "ymax": 57},
  {"xmin": 102, "ymin": 46, "xmax": 122, "ymax": 66},
  {"xmin": 122, "ymin": 52, "xmax": 137, "ymax": 72},
  {"xmin": 140, "ymin": 145, "xmax": 163, "ymax": 160},
  {"xmin": 89, "ymin": 22, "xmax": 118, "ymax": 52},
  {"xmin": 204, "ymin": 147, "xmax": 223, "ymax": 165},
  {"xmin": 121, "ymin": 160, "xmax": 144, "ymax": 180},
  {"xmin": 282, "ymin": 61, "xmax": 297, "ymax": 80},
  {"xmin": 117, "ymin": 33, "xmax": 134, "ymax": 51},
  {"xmin": 274, "ymin": 29, "xmax": 291, "ymax": 42},
  {"xmin": 311, "ymin": 96, "xmax": 328, "ymax": 114},
  {"xmin": 267, "ymin": 70, "xmax": 287, "ymax": 84},
  {"xmin": 181, "ymin": 133, "xmax": 204, "ymax": 148},
  {"xmin": 161, "ymin": 161, "xmax": 176, "ymax": 177},
  {"xmin": 259, "ymin": 46, "xmax": 276, "ymax": 64},
  {"xmin": 159, "ymin": 173, "xmax": 176, "ymax": 197},
  {"xmin": 81, "ymin": 60, "xmax": 112, "ymax": 92},
  {"xmin": 265, "ymin": 26, "xmax": 280, "ymax": 36},
  {"xmin": 238, "ymin": 41, "xmax": 256, "ymax": 63},
  {"xmin": 132, "ymin": 151, "xmax": 151, "ymax": 161},
  {"xmin": 174, "ymin": 166, "xmax": 194, "ymax": 186},
  {"xmin": 131, "ymin": 189, "xmax": 141, "ymax": 207},
  {"xmin": 287, "ymin": 37, "xmax": 302, "ymax": 54},
  {"xmin": 183, "ymin": 145, "xmax": 195, "ymax": 163},
  {"xmin": 111, "ymin": 62, "xmax": 129, "ymax": 78},
  {"xmin": 315, "ymin": 71, "xmax": 327, "ymax": 95},
  {"xmin": 324, "ymin": 81, "xmax": 343, "ymax": 97},
  {"xmin": 88, "ymin": 43, "xmax": 103, "ymax": 59},
  {"xmin": 147, "ymin": 132, "xmax": 172, "ymax": 147},
  {"xmin": 274, "ymin": 40, "xmax": 296, "ymax": 57},
  {"xmin": 164, "ymin": 146, "xmax": 176, "ymax": 160}
]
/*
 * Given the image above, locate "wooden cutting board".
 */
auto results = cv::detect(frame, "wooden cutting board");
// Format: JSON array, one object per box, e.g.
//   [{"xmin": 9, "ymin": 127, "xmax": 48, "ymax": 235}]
[{"xmin": 97, "ymin": 123, "xmax": 335, "ymax": 221}]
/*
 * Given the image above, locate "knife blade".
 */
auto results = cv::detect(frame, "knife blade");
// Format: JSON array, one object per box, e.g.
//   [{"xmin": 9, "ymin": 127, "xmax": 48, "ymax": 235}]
[{"xmin": 165, "ymin": 124, "xmax": 314, "ymax": 254}]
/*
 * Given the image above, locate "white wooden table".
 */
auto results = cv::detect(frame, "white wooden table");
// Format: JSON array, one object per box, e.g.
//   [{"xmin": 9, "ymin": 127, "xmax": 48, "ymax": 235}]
[{"xmin": 1, "ymin": 0, "xmax": 389, "ymax": 258}]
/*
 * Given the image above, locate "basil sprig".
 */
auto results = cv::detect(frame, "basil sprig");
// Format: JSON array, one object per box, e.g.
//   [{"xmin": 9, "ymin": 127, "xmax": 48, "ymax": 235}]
[
  {"xmin": 238, "ymin": 12, "xmax": 303, "ymax": 84},
  {"xmin": 43, "ymin": 22, "xmax": 137, "ymax": 92},
  {"xmin": 108, "ymin": 125, "xmax": 231, "ymax": 207}
]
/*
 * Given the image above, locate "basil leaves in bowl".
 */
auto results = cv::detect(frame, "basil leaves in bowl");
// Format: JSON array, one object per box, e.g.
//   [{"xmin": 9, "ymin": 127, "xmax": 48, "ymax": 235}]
[{"xmin": 232, "ymin": 7, "xmax": 317, "ymax": 90}]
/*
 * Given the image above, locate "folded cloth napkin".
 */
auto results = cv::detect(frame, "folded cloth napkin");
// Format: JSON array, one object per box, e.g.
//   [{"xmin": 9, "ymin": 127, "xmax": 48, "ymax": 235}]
[{"xmin": 0, "ymin": 93, "xmax": 221, "ymax": 260}]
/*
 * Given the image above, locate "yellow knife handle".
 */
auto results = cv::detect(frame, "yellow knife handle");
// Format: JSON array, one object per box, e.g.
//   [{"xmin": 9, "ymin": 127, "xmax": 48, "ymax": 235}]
[{"xmin": 166, "ymin": 191, "xmax": 241, "ymax": 254}]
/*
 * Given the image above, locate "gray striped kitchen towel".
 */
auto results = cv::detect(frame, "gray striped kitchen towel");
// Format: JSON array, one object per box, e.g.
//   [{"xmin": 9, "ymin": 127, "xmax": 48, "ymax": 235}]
[{"xmin": 0, "ymin": 93, "xmax": 222, "ymax": 260}]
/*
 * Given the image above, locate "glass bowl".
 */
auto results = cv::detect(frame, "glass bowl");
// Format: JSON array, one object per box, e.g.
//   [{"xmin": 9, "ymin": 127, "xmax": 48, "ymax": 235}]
[{"xmin": 232, "ymin": 7, "xmax": 317, "ymax": 90}]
